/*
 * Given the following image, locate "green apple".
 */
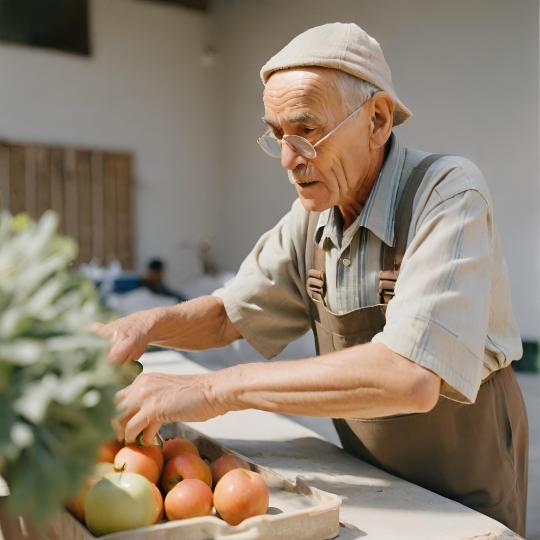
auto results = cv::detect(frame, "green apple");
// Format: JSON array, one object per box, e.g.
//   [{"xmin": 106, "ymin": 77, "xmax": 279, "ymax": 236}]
[
  {"xmin": 84, "ymin": 472, "xmax": 161, "ymax": 535},
  {"xmin": 66, "ymin": 462, "xmax": 116, "ymax": 522}
]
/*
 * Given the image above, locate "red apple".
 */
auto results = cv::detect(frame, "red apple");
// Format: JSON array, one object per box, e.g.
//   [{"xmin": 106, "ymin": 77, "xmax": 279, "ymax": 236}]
[
  {"xmin": 114, "ymin": 444, "xmax": 161, "ymax": 484},
  {"xmin": 210, "ymin": 454, "xmax": 249, "ymax": 487},
  {"xmin": 97, "ymin": 440, "xmax": 122, "ymax": 463},
  {"xmin": 214, "ymin": 469, "xmax": 269, "ymax": 526},
  {"xmin": 151, "ymin": 483, "xmax": 164, "ymax": 523},
  {"xmin": 162, "ymin": 437, "xmax": 199, "ymax": 461},
  {"xmin": 161, "ymin": 452, "xmax": 212, "ymax": 492},
  {"xmin": 164, "ymin": 478, "xmax": 213, "ymax": 520}
]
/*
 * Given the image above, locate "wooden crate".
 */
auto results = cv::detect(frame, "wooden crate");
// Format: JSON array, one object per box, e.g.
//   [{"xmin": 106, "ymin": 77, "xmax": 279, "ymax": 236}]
[{"xmin": 47, "ymin": 423, "xmax": 341, "ymax": 540}]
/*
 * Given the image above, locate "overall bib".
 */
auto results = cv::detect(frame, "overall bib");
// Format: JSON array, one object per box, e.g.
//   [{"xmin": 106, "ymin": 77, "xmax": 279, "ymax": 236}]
[{"xmin": 305, "ymin": 155, "xmax": 528, "ymax": 536}]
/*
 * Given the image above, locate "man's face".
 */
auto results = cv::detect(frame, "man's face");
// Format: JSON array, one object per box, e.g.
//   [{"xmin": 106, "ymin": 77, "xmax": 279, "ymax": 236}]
[
  {"xmin": 262, "ymin": 68, "xmax": 375, "ymax": 215},
  {"xmin": 147, "ymin": 269, "xmax": 163, "ymax": 285}
]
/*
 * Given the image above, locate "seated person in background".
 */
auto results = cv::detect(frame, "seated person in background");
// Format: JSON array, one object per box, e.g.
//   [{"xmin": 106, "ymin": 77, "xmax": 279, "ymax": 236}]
[{"xmin": 142, "ymin": 258, "xmax": 186, "ymax": 302}]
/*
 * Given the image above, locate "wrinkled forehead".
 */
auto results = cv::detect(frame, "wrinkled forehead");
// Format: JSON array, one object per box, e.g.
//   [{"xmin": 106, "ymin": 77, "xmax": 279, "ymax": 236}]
[{"xmin": 262, "ymin": 67, "xmax": 342, "ymax": 121}]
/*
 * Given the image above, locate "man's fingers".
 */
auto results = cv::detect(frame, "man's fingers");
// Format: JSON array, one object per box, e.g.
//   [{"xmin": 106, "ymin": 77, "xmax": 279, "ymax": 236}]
[
  {"xmin": 90, "ymin": 321, "xmax": 106, "ymax": 335},
  {"xmin": 124, "ymin": 411, "xmax": 153, "ymax": 444},
  {"xmin": 114, "ymin": 397, "xmax": 135, "ymax": 422},
  {"xmin": 112, "ymin": 414, "xmax": 128, "ymax": 443},
  {"xmin": 140, "ymin": 421, "xmax": 161, "ymax": 446},
  {"xmin": 113, "ymin": 386, "xmax": 137, "ymax": 442},
  {"xmin": 114, "ymin": 385, "xmax": 131, "ymax": 407},
  {"xmin": 108, "ymin": 338, "xmax": 136, "ymax": 364}
]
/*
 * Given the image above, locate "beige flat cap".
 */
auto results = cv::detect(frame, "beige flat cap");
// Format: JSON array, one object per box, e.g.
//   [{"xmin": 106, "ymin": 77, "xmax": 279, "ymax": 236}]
[{"xmin": 260, "ymin": 22, "xmax": 412, "ymax": 126}]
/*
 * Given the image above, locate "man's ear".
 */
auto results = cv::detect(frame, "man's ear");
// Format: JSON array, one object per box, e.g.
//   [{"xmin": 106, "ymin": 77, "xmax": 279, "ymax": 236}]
[{"xmin": 369, "ymin": 92, "xmax": 394, "ymax": 150}]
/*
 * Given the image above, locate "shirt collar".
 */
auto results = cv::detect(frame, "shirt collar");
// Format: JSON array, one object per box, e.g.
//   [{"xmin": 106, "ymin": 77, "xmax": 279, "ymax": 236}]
[{"xmin": 315, "ymin": 133, "xmax": 406, "ymax": 249}]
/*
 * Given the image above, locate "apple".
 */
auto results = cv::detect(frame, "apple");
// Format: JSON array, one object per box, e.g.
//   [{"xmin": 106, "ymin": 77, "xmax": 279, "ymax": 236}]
[
  {"xmin": 151, "ymin": 483, "xmax": 164, "ymax": 523},
  {"xmin": 161, "ymin": 452, "xmax": 212, "ymax": 492},
  {"xmin": 210, "ymin": 454, "xmax": 249, "ymax": 487},
  {"xmin": 142, "ymin": 443, "xmax": 164, "ymax": 471},
  {"xmin": 85, "ymin": 472, "xmax": 162, "ymax": 535},
  {"xmin": 164, "ymin": 478, "xmax": 213, "ymax": 520},
  {"xmin": 213, "ymin": 469, "xmax": 269, "ymax": 526},
  {"xmin": 162, "ymin": 437, "xmax": 199, "ymax": 460},
  {"xmin": 114, "ymin": 444, "xmax": 162, "ymax": 484},
  {"xmin": 97, "ymin": 440, "xmax": 122, "ymax": 463},
  {"xmin": 65, "ymin": 462, "xmax": 115, "ymax": 522}
]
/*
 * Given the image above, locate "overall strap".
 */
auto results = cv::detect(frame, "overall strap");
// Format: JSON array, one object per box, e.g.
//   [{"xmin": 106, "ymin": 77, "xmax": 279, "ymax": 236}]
[
  {"xmin": 305, "ymin": 211, "xmax": 325, "ymax": 302},
  {"xmin": 305, "ymin": 153, "xmax": 446, "ymax": 304},
  {"xmin": 379, "ymin": 154, "xmax": 445, "ymax": 304}
]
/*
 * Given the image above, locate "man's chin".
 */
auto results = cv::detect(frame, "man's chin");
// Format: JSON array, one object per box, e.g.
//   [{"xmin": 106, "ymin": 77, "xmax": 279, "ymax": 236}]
[{"xmin": 297, "ymin": 196, "xmax": 332, "ymax": 213}]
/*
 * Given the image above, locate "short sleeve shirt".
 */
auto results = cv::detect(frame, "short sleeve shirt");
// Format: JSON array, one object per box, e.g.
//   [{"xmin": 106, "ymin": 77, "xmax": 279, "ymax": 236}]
[{"xmin": 213, "ymin": 134, "xmax": 523, "ymax": 403}]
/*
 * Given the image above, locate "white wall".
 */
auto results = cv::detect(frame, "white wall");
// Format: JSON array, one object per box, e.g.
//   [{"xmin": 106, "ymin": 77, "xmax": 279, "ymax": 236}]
[
  {"xmin": 210, "ymin": 0, "xmax": 540, "ymax": 340},
  {"xmin": 0, "ymin": 0, "xmax": 219, "ymax": 288},
  {"xmin": 0, "ymin": 0, "xmax": 537, "ymax": 339}
]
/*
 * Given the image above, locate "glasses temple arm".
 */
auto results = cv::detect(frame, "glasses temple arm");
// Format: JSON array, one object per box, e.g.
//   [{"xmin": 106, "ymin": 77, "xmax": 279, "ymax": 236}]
[{"xmin": 313, "ymin": 103, "xmax": 365, "ymax": 149}]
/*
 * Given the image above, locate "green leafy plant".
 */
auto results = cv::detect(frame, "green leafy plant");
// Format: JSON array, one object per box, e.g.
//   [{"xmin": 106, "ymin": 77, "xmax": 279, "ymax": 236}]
[{"xmin": 0, "ymin": 211, "xmax": 125, "ymax": 525}]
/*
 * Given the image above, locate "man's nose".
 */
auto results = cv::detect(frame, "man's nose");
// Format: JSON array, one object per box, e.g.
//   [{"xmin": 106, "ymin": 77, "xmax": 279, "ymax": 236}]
[{"xmin": 280, "ymin": 141, "xmax": 307, "ymax": 171}]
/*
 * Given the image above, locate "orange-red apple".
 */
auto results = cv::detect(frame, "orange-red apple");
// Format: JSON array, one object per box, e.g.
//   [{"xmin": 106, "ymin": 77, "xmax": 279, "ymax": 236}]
[
  {"xmin": 114, "ymin": 445, "xmax": 161, "ymax": 484},
  {"xmin": 161, "ymin": 452, "xmax": 212, "ymax": 492},
  {"xmin": 164, "ymin": 478, "xmax": 213, "ymax": 520},
  {"xmin": 97, "ymin": 440, "xmax": 122, "ymax": 463},
  {"xmin": 151, "ymin": 483, "xmax": 164, "ymax": 523},
  {"xmin": 162, "ymin": 437, "xmax": 199, "ymax": 461},
  {"xmin": 210, "ymin": 454, "xmax": 249, "ymax": 487},
  {"xmin": 213, "ymin": 469, "xmax": 269, "ymax": 526}
]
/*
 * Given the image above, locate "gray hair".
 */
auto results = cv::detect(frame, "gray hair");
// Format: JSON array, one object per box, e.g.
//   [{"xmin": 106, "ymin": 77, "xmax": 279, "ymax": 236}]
[{"xmin": 331, "ymin": 70, "xmax": 381, "ymax": 113}]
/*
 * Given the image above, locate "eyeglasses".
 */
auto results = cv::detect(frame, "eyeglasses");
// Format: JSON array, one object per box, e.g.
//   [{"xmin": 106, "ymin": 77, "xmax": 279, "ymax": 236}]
[{"xmin": 257, "ymin": 101, "xmax": 367, "ymax": 160}]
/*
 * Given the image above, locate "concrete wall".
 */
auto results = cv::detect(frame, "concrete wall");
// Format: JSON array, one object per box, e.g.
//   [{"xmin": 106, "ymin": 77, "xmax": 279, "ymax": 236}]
[
  {"xmin": 210, "ymin": 0, "xmax": 540, "ymax": 340},
  {"xmin": 0, "ymin": 0, "xmax": 218, "ymax": 288},
  {"xmin": 0, "ymin": 0, "xmax": 537, "ymax": 339}
]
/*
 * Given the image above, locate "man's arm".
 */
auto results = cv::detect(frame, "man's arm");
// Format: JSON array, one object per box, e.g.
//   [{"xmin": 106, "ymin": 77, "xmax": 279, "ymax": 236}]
[
  {"xmin": 93, "ymin": 295, "xmax": 241, "ymax": 363},
  {"xmin": 115, "ymin": 342, "xmax": 441, "ymax": 444},
  {"xmin": 213, "ymin": 342, "xmax": 441, "ymax": 419}
]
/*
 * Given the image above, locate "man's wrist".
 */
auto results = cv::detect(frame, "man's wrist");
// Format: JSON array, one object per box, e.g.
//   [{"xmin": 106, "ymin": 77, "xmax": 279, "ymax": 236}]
[
  {"xmin": 205, "ymin": 364, "xmax": 246, "ymax": 416},
  {"xmin": 145, "ymin": 306, "xmax": 170, "ymax": 343}
]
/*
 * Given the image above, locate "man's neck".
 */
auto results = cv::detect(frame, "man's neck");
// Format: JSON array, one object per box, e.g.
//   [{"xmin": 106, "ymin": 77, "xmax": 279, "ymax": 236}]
[{"xmin": 339, "ymin": 143, "xmax": 388, "ymax": 229}]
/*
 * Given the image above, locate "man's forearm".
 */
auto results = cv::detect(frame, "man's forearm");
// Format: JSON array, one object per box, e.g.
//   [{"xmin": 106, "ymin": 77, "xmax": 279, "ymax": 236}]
[
  {"xmin": 212, "ymin": 342, "xmax": 441, "ymax": 419},
  {"xmin": 148, "ymin": 295, "xmax": 241, "ymax": 350}
]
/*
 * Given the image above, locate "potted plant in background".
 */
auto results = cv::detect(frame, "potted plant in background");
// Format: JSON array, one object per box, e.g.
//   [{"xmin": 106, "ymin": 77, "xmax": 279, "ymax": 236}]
[{"xmin": 0, "ymin": 211, "xmax": 128, "ymax": 539}]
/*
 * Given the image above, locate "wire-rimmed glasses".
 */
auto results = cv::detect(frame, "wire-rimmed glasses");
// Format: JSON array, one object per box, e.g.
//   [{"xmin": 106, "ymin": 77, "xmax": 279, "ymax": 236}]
[{"xmin": 257, "ymin": 102, "xmax": 367, "ymax": 160}]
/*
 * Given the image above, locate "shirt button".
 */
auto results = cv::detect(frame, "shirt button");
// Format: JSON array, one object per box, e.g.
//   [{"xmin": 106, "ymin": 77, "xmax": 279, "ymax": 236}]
[{"xmin": 342, "ymin": 257, "xmax": 351, "ymax": 267}]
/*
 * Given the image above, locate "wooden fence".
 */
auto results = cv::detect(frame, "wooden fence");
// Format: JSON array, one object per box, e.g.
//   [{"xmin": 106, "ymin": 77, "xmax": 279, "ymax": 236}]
[{"xmin": 0, "ymin": 141, "xmax": 134, "ymax": 268}]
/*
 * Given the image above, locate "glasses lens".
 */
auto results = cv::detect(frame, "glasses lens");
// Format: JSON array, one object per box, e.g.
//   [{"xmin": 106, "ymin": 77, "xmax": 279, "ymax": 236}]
[
  {"xmin": 257, "ymin": 134, "xmax": 282, "ymax": 158},
  {"xmin": 282, "ymin": 135, "xmax": 317, "ymax": 159}
]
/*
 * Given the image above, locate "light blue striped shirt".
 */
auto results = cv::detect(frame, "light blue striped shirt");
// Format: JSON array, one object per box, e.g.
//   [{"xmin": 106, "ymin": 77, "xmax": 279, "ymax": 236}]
[
  {"xmin": 215, "ymin": 133, "xmax": 523, "ymax": 403},
  {"xmin": 316, "ymin": 134, "xmax": 424, "ymax": 313}
]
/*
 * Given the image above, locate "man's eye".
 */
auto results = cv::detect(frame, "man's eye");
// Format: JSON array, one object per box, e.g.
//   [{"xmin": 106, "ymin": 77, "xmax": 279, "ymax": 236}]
[{"xmin": 302, "ymin": 127, "xmax": 316, "ymax": 135}]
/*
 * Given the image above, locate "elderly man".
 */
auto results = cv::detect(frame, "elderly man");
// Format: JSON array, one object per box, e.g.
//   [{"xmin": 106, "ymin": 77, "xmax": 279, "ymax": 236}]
[{"xmin": 95, "ymin": 23, "xmax": 528, "ymax": 535}]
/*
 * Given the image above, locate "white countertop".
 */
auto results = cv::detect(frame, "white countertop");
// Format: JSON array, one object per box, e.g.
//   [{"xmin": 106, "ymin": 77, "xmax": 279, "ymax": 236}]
[{"xmin": 141, "ymin": 350, "xmax": 521, "ymax": 540}]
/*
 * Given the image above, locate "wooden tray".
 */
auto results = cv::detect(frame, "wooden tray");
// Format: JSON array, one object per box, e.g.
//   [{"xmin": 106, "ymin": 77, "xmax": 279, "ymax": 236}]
[{"xmin": 46, "ymin": 423, "xmax": 341, "ymax": 540}]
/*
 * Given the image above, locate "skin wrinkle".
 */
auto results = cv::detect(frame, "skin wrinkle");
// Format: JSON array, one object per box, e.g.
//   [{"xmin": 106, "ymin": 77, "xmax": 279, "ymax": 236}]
[
  {"xmin": 231, "ymin": 352, "xmax": 415, "ymax": 418},
  {"xmin": 239, "ymin": 389, "xmax": 386, "ymax": 417},
  {"xmin": 264, "ymin": 67, "xmax": 392, "ymax": 227},
  {"xmin": 238, "ymin": 357, "xmax": 390, "ymax": 394},
  {"xmin": 263, "ymin": 111, "xmax": 320, "ymax": 129}
]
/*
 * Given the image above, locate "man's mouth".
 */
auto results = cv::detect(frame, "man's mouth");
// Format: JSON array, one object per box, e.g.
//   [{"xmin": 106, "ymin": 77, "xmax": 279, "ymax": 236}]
[
  {"xmin": 296, "ymin": 179, "xmax": 319, "ymax": 185},
  {"xmin": 287, "ymin": 170, "xmax": 321, "ymax": 186}
]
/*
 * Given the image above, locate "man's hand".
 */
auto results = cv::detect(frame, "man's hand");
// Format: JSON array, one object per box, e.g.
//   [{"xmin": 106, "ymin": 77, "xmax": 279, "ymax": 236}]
[
  {"xmin": 114, "ymin": 372, "xmax": 226, "ymax": 444},
  {"xmin": 91, "ymin": 309, "xmax": 162, "ymax": 364},
  {"xmin": 91, "ymin": 297, "xmax": 242, "ymax": 364}
]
